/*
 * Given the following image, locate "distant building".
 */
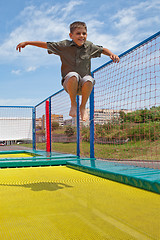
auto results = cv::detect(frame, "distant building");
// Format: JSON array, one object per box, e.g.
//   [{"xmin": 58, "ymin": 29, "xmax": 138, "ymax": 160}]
[
  {"xmin": 39, "ymin": 114, "xmax": 64, "ymax": 130},
  {"xmin": 36, "ymin": 117, "xmax": 43, "ymax": 129},
  {"xmin": 63, "ymin": 117, "xmax": 76, "ymax": 126},
  {"xmin": 51, "ymin": 114, "xmax": 63, "ymax": 126},
  {"xmin": 84, "ymin": 108, "xmax": 132, "ymax": 125},
  {"xmin": 36, "ymin": 109, "xmax": 132, "ymax": 129}
]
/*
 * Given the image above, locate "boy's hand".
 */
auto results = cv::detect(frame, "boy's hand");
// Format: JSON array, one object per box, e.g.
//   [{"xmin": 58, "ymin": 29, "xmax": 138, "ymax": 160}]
[
  {"xmin": 16, "ymin": 41, "xmax": 47, "ymax": 52},
  {"xmin": 102, "ymin": 48, "xmax": 120, "ymax": 63},
  {"xmin": 16, "ymin": 42, "xmax": 27, "ymax": 52},
  {"xmin": 109, "ymin": 54, "xmax": 120, "ymax": 63}
]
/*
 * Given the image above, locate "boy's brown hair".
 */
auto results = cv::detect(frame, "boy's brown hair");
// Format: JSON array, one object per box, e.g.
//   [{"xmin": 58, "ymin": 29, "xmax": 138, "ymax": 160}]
[{"xmin": 70, "ymin": 21, "xmax": 87, "ymax": 33}]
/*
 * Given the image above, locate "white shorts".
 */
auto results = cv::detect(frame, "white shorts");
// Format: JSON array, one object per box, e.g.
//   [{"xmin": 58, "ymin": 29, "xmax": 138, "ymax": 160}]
[{"xmin": 62, "ymin": 72, "xmax": 95, "ymax": 95}]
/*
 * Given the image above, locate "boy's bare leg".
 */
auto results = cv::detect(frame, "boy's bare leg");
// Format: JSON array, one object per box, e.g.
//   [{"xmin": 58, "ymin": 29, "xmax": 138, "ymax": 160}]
[
  {"xmin": 80, "ymin": 81, "xmax": 93, "ymax": 121},
  {"xmin": 66, "ymin": 76, "xmax": 78, "ymax": 117}
]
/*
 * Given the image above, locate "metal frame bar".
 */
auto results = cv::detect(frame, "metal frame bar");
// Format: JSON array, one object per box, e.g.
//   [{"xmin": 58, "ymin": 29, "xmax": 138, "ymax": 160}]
[
  {"xmin": 76, "ymin": 95, "xmax": 80, "ymax": 157},
  {"xmin": 49, "ymin": 97, "xmax": 52, "ymax": 152},
  {"xmin": 46, "ymin": 100, "xmax": 51, "ymax": 152},
  {"xmin": 0, "ymin": 106, "xmax": 34, "ymax": 108},
  {"xmin": 32, "ymin": 107, "xmax": 36, "ymax": 150},
  {"xmin": 90, "ymin": 86, "xmax": 95, "ymax": 159}
]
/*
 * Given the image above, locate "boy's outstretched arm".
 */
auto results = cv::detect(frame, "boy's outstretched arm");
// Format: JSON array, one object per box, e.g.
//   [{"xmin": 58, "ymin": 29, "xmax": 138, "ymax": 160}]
[
  {"xmin": 16, "ymin": 41, "xmax": 47, "ymax": 52},
  {"xmin": 102, "ymin": 48, "xmax": 120, "ymax": 63}
]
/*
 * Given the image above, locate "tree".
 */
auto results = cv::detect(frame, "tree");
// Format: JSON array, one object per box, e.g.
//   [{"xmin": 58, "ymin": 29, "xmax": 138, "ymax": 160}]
[
  {"xmin": 120, "ymin": 106, "xmax": 160, "ymax": 123},
  {"xmin": 119, "ymin": 111, "xmax": 126, "ymax": 122},
  {"xmin": 64, "ymin": 126, "xmax": 75, "ymax": 137},
  {"xmin": 52, "ymin": 121, "xmax": 59, "ymax": 131}
]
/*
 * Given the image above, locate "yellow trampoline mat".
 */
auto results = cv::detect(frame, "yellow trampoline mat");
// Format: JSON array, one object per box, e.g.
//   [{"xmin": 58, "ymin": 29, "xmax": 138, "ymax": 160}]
[
  {"xmin": 0, "ymin": 166, "xmax": 159, "ymax": 240},
  {"xmin": 0, "ymin": 153, "xmax": 37, "ymax": 158}
]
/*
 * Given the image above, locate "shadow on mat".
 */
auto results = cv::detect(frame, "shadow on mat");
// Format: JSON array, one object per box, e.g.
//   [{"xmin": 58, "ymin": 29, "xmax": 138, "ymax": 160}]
[{"xmin": 0, "ymin": 182, "xmax": 73, "ymax": 191}]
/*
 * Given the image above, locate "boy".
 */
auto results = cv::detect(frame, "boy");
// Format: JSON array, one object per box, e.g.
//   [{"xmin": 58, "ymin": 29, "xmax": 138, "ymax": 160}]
[{"xmin": 16, "ymin": 21, "xmax": 119, "ymax": 121}]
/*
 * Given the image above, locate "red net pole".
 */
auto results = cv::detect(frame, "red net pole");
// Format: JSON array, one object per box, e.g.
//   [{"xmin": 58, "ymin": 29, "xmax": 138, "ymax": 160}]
[{"xmin": 46, "ymin": 100, "xmax": 51, "ymax": 152}]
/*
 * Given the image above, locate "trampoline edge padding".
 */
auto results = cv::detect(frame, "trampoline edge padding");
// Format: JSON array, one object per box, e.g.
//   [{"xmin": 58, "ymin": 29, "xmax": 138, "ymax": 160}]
[
  {"xmin": 66, "ymin": 160, "xmax": 160, "ymax": 194},
  {"xmin": 0, "ymin": 150, "xmax": 79, "ymax": 168}
]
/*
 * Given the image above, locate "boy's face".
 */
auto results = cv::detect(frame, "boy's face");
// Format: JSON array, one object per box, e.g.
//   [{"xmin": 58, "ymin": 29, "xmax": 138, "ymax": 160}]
[{"xmin": 69, "ymin": 27, "xmax": 87, "ymax": 46}]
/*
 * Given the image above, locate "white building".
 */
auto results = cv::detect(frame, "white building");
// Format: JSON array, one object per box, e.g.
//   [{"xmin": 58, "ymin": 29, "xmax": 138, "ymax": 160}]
[{"xmin": 83, "ymin": 108, "xmax": 132, "ymax": 125}]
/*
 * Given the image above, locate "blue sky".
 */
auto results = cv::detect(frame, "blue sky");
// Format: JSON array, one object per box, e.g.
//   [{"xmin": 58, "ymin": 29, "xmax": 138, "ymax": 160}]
[{"xmin": 0, "ymin": 0, "xmax": 160, "ymax": 106}]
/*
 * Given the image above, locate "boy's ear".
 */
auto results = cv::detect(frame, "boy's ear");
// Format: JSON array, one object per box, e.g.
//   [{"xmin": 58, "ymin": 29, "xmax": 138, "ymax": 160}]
[{"xmin": 69, "ymin": 33, "xmax": 73, "ymax": 39}]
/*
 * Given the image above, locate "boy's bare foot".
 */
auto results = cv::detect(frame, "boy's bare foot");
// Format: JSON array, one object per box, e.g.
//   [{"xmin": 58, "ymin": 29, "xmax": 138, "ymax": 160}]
[
  {"xmin": 69, "ymin": 104, "xmax": 77, "ymax": 117},
  {"xmin": 80, "ymin": 105, "xmax": 89, "ymax": 121}
]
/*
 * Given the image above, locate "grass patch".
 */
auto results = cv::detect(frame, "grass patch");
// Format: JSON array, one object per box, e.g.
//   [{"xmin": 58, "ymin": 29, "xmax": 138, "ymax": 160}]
[
  {"xmin": 94, "ymin": 140, "xmax": 160, "ymax": 160},
  {"xmin": 22, "ymin": 140, "xmax": 160, "ymax": 161}
]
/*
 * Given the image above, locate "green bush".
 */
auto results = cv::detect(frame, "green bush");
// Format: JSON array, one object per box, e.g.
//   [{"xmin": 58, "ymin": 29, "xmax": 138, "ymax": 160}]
[
  {"xmin": 64, "ymin": 126, "xmax": 75, "ymax": 137},
  {"xmin": 52, "ymin": 121, "xmax": 59, "ymax": 131},
  {"xmin": 81, "ymin": 126, "xmax": 90, "ymax": 142},
  {"xmin": 127, "ymin": 122, "xmax": 160, "ymax": 141},
  {"xmin": 120, "ymin": 106, "xmax": 160, "ymax": 123},
  {"xmin": 80, "ymin": 106, "xmax": 160, "ymax": 143},
  {"xmin": 94, "ymin": 121, "xmax": 160, "ymax": 142}
]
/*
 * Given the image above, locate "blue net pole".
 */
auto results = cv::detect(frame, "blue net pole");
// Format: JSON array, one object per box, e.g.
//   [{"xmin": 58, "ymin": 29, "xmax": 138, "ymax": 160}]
[
  {"xmin": 76, "ymin": 95, "xmax": 80, "ymax": 157},
  {"xmin": 90, "ymin": 85, "xmax": 95, "ymax": 159},
  {"xmin": 32, "ymin": 107, "xmax": 36, "ymax": 150}
]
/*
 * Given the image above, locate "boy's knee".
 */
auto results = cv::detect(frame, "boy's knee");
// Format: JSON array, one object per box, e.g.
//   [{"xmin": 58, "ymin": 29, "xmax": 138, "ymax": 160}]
[
  {"xmin": 64, "ymin": 72, "xmax": 80, "ymax": 83},
  {"xmin": 82, "ymin": 76, "xmax": 95, "ymax": 86},
  {"xmin": 68, "ymin": 75, "xmax": 78, "ymax": 83},
  {"xmin": 63, "ymin": 72, "xmax": 80, "ymax": 93},
  {"xmin": 83, "ymin": 80, "xmax": 93, "ymax": 86}
]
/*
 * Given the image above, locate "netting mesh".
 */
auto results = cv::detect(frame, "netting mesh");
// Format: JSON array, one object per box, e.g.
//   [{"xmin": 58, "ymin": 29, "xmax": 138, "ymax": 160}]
[
  {"xmin": 93, "ymin": 35, "xmax": 160, "ymax": 168},
  {"xmin": 51, "ymin": 90, "xmax": 77, "ymax": 155},
  {"xmin": 0, "ymin": 107, "xmax": 33, "ymax": 150},
  {"xmin": 79, "ymin": 96, "xmax": 90, "ymax": 157},
  {"xmin": 35, "ymin": 102, "xmax": 46, "ymax": 149}
]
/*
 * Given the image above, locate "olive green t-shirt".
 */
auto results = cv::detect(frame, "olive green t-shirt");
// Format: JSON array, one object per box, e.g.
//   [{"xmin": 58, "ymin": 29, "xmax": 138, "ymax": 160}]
[{"xmin": 47, "ymin": 40, "xmax": 103, "ymax": 79}]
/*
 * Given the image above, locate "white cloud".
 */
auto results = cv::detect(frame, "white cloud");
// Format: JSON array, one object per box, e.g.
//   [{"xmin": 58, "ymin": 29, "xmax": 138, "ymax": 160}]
[
  {"xmin": 0, "ymin": 0, "xmax": 159, "ymax": 68},
  {"xmin": 109, "ymin": 0, "xmax": 160, "ymax": 53},
  {"xmin": 26, "ymin": 66, "xmax": 37, "ymax": 72},
  {"xmin": 0, "ymin": 2, "xmax": 70, "ymax": 65},
  {"xmin": 112, "ymin": 0, "xmax": 160, "ymax": 32},
  {"xmin": 0, "ymin": 1, "xmax": 86, "ymax": 67},
  {"xmin": 11, "ymin": 66, "xmax": 37, "ymax": 75},
  {"xmin": 61, "ymin": 0, "xmax": 84, "ymax": 19},
  {"xmin": 11, "ymin": 69, "xmax": 21, "ymax": 75}
]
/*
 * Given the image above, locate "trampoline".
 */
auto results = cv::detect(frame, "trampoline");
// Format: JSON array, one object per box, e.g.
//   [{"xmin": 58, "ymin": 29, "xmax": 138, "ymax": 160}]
[
  {"xmin": 0, "ymin": 149, "xmax": 159, "ymax": 194},
  {"xmin": 0, "ymin": 165, "xmax": 159, "ymax": 240}
]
